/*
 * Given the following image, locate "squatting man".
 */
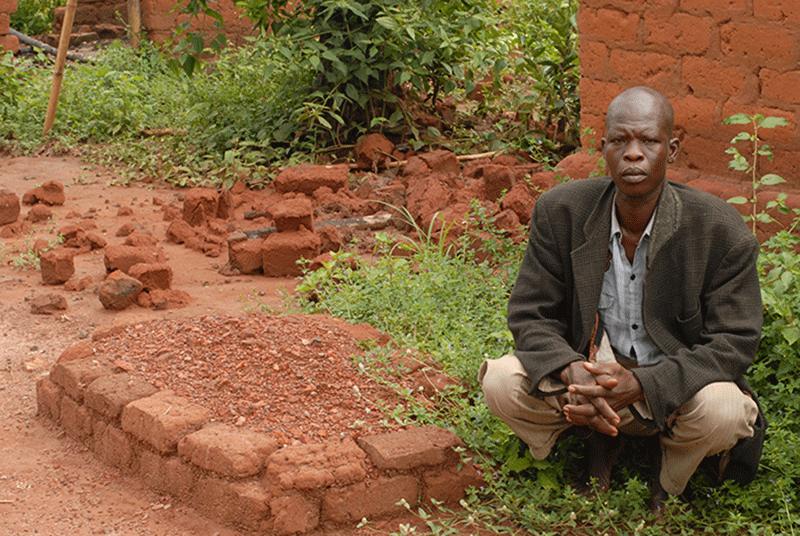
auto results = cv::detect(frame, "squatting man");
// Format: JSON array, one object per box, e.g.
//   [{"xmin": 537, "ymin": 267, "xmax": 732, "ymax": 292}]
[{"xmin": 479, "ymin": 86, "xmax": 766, "ymax": 516}]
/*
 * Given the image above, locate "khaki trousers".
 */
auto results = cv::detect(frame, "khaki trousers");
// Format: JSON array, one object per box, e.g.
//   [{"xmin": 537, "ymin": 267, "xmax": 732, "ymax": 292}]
[{"xmin": 479, "ymin": 354, "xmax": 758, "ymax": 495}]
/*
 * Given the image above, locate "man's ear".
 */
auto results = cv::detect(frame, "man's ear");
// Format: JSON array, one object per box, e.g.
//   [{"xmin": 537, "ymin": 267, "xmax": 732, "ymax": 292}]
[
  {"xmin": 668, "ymin": 137, "xmax": 680, "ymax": 163},
  {"xmin": 600, "ymin": 137, "xmax": 607, "ymax": 151}
]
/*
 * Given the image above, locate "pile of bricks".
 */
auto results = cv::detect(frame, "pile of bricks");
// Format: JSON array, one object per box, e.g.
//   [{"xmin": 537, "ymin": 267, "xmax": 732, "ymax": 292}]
[
  {"xmin": 36, "ymin": 353, "xmax": 484, "ymax": 534},
  {"xmin": 0, "ymin": 0, "xmax": 18, "ymax": 53}
]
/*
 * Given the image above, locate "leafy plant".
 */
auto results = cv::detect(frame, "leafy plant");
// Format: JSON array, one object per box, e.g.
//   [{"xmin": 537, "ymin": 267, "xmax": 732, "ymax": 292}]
[
  {"xmin": 10, "ymin": 0, "xmax": 66, "ymax": 36},
  {"xmin": 179, "ymin": 0, "xmax": 501, "ymax": 147},
  {"xmin": 723, "ymin": 112, "xmax": 790, "ymax": 234}
]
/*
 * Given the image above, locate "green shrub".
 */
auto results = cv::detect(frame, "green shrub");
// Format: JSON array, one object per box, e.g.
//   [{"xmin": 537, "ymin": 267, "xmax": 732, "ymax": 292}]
[{"xmin": 10, "ymin": 0, "xmax": 66, "ymax": 36}]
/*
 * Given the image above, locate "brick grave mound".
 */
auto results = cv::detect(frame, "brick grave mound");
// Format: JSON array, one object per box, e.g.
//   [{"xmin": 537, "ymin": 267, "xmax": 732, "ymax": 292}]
[{"xmin": 35, "ymin": 314, "xmax": 484, "ymax": 535}]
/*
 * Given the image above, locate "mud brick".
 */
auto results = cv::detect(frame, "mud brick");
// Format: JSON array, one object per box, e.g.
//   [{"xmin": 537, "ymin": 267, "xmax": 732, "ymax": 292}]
[
  {"xmin": 36, "ymin": 377, "xmax": 63, "ymax": 423},
  {"xmin": 92, "ymin": 420, "xmax": 137, "ymax": 472},
  {"xmin": 61, "ymin": 395, "xmax": 92, "ymax": 442},
  {"xmin": 121, "ymin": 391, "xmax": 210, "ymax": 454},
  {"xmin": 421, "ymin": 462, "xmax": 484, "ymax": 506},
  {"xmin": 84, "ymin": 373, "xmax": 158, "ymax": 422},
  {"xmin": 321, "ymin": 475, "xmax": 418, "ymax": 523},
  {"xmin": 50, "ymin": 356, "xmax": 117, "ymax": 403},
  {"xmin": 139, "ymin": 450, "xmax": 195, "ymax": 498},
  {"xmin": 271, "ymin": 492, "xmax": 320, "ymax": 536},
  {"xmin": 178, "ymin": 423, "xmax": 279, "ymax": 478},
  {"xmin": 356, "ymin": 425, "xmax": 463, "ymax": 470},
  {"xmin": 265, "ymin": 439, "xmax": 367, "ymax": 490},
  {"xmin": 193, "ymin": 477, "xmax": 270, "ymax": 532},
  {"xmin": 0, "ymin": 0, "xmax": 19, "ymax": 14}
]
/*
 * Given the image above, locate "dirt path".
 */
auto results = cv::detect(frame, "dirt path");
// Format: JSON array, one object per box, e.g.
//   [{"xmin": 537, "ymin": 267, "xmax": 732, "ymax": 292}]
[{"xmin": 0, "ymin": 156, "xmax": 415, "ymax": 535}]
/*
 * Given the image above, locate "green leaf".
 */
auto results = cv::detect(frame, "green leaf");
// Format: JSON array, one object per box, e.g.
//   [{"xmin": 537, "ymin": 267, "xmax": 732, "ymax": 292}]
[
  {"xmin": 727, "ymin": 196, "xmax": 748, "ymax": 205},
  {"xmin": 723, "ymin": 113, "xmax": 752, "ymax": 125},
  {"xmin": 783, "ymin": 327, "xmax": 800, "ymax": 346},
  {"xmin": 731, "ymin": 132, "xmax": 751, "ymax": 143},
  {"xmin": 759, "ymin": 116, "xmax": 789, "ymax": 129},
  {"xmin": 760, "ymin": 174, "xmax": 786, "ymax": 186}
]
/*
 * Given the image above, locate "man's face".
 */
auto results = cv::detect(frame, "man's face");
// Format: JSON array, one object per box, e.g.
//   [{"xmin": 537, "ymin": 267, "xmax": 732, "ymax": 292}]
[{"xmin": 601, "ymin": 94, "xmax": 680, "ymax": 203}]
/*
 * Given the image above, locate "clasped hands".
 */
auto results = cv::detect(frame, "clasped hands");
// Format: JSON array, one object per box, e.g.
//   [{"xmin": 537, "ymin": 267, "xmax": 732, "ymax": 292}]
[{"xmin": 559, "ymin": 361, "xmax": 644, "ymax": 436}]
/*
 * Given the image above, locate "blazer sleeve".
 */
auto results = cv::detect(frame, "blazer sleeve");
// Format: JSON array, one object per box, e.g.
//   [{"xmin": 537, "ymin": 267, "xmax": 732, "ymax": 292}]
[{"xmin": 507, "ymin": 192, "xmax": 586, "ymax": 396}]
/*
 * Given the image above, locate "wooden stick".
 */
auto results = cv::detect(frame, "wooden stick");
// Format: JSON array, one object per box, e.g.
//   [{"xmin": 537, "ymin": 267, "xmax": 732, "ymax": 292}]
[
  {"xmin": 42, "ymin": 0, "xmax": 78, "ymax": 136},
  {"xmin": 128, "ymin": 0, "xmax": 141, "ymax": 49}
]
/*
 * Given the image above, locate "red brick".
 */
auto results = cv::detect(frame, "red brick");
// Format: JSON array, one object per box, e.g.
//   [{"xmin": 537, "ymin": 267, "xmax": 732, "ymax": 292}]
[
  {"xmin": 321, "ymin": 475, "xmax": 418, "ymax": 523},
  {"xmin": 273, "ymin": 164, "xmax": 349, "ymax": 195},
  {"xmin": 754, "ymin": 0, "xmax": 800, "ymax": 21},
  {"xmin": 36, "ymin": 377, "xmax": 63, "ymax": 423},
  {"xmin": 578, "ymin": 8, "xmax": 640, "ymax": 44},
  {"xmin": 608, "ymin": 50, "xmax": 677, "ymax": 86},
  {"xmin": 121, "ymin": 391, "xmax": 210, "ymax": 454},
  {"xmin": 50, "ymin": 356, "xmax": 117, "ymax": 403},
  {"xmin": 266, "ymin": 439, "xmax": 367, "ymax": 490},
  {"xmin": 271, "ymin": 197, "xmax": 314, "ymax": 232},
  {"xmin": 92, "ymin": 420, "xmax": 137, "ymax": 472},
  {"xmin": 0, "ymin": 34, "xmax": 19, "ymax": 53},
  {"xmin": 760, "ymin": 69, "xmax": 800, "ymax": 106},
  {"xmin": 680, "ymin": 135, "xmax": 734, "ymax": 178},
  {"xmin": 193, "ymin": 477, "xmax": 270, "ymax": 532},
  {"xmin": 644, "ymin": 13, "xmax": 711, "ymax": 54},
  {"xmin": 671, "ymin": 94, "xmax": 718, "ymax": 133},
  {"xmin": 720, "ymin": 22, "xmax": 794, "ymax": 67},
  {"xmin": 128, "ymin": 262, "xmax": 173, "ymax": 290},
  {"xmin": 178, "ymin": 423, "xmax": 279, "ymax": 478},
  {"xmin": 0, "ymin": 12, "xmax": 9, "ymax": 33},
  {"xmin": 554, "ymin": 151, "xmax": 604, "ymax": 181},
  {"xmin": 103, "ymin": 244, "xmax": 164, "ymax": 274},
  {"xmin": 578, "ymin": 40, "xmax": 608, "ymax": 79},
  {"xmin": 579, "ymin": 79, "xmax": 626, "ymax": 125},
  {"xmin": 421, "ymin": 462, "xmax": 484, "ymax": 506},
  {"xmin": 681, "ymin": 56, "xmax": 749, "ymax": 100},
  {"xmin": 261, "ymin": 228, "xmax": 321, "ymax": 277},
  {"xmin": 271, "ymin": 493, "xmax": 320, "ymax": 536},
  {"xmin": 61, "ymin": 396, "xmax": 93, "ymax": 442},
  {"xmin": 0, "ymin": 0, "xmax": 19, "ymax": 14},
  {"xmin": 84, "ymin": 372, "xmax": 158, "ymax": 421},
  {"xmin": 139, "ymin": 450, "xmax": 195, "ymax": 498},
  {"xmin": 356, "ymin": 425, "xmax": 463, "ymax": 471},
  {"xmin": 418, "ymin": 150, "xmax": 461, "ymax": 177},
  {"xmin": 40, "ymin": 248, "xmax": 75, "ymax": 285}
]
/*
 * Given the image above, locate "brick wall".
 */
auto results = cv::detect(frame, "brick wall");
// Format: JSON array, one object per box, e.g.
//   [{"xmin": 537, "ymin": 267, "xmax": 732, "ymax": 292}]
[
  {"xmin": 0, "ymin": 0, "xmax": 19, "ymax": 52},
  {"xmin": 577, "ymin": 0, "xmax": 800, "ymax": 189}
]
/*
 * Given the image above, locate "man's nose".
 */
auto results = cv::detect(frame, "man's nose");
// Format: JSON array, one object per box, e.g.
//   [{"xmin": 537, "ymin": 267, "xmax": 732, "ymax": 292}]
[{"xmin": 623, "ymin": 140, "xmax": 644, "ymax": 160}]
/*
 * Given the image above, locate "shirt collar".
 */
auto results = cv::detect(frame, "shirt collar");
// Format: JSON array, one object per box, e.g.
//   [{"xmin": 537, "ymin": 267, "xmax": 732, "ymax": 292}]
[{"xmin": 610, "ymin": 194, "xmax": 657, "ymax": 242}]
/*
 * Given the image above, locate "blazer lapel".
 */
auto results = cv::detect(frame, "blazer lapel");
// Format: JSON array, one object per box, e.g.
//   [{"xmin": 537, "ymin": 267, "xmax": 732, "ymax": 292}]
[
  {"xmin": 647, "ymin": 181, "xmax": 682, "ymax": 268},
  {"xmin": 571, "ymin": 183, "xmax": 615, "ymax": 351}
]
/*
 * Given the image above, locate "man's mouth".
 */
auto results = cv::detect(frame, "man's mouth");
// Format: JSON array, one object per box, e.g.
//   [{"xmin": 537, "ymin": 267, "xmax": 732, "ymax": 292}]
[{"xmin": 621, "ymin": 169, "xmax": 647, "ymax": 183}]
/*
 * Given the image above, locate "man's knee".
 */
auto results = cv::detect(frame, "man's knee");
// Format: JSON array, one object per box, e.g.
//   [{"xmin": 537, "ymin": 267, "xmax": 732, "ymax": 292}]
[
  {"xmin": 674, "ymin": 383, "xmax": 758, "ymax": 444},
  {"xmin": 479, "ymin": 355, "xmax": 529, "ymax": 417}
]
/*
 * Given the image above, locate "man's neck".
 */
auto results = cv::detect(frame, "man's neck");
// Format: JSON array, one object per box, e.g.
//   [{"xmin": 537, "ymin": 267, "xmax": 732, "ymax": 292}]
[{"xmin": 615, "ymin": 188, "xmax": 662, "ymax": 235}]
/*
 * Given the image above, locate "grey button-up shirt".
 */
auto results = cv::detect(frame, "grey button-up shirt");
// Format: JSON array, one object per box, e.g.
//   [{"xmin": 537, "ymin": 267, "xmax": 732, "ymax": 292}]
[{"xmin": 599, "ymin": 203, "xmax": 666, "ymax": 367}]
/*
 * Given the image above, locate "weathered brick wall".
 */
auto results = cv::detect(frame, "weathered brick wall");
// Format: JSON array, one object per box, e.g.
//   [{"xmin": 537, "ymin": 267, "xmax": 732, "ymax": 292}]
[
  {"xmin": 0, "ymin": 0, "xmax": 19, "ymax": 52},
  {"xmin": 577, "ymin": 0, "xmax": 800, "ymax": 188}
]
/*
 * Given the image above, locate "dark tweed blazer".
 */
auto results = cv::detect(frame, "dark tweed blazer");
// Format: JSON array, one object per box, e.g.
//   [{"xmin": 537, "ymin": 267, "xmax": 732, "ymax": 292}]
[{"xmin": 508, "ymin": 176, "xmax": 764, "ymax": 430}]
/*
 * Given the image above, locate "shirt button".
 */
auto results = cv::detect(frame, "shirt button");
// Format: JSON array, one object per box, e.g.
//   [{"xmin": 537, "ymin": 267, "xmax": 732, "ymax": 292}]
[
  {"xmin": 632, "ymin": 324, "xmax": 638, "ymax": 330},
  {"xmin": 630, "ymin": 274, "xmax": 636, "ymax": 280}
]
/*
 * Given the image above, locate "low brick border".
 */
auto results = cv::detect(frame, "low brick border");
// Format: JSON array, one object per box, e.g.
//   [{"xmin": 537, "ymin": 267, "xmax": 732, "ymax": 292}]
[{"xmin": 36, "ymin": 353, "xmax": 483, "ymax": 534}]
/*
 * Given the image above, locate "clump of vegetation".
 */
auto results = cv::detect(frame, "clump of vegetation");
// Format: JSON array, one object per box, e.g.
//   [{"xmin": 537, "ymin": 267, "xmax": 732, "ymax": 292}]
[
  {"xmin": 10, "ymin": 0, "xmax": 66, "ymax": 36},
  {"xmin": 1, "ymin": 0, "xmax": 580, "ymax": 184}
]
